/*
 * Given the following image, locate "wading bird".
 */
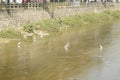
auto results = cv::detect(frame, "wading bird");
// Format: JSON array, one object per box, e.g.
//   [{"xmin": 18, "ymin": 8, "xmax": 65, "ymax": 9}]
[
  {"xmin": 99, "ymin": 44, "xmax": 103, "ymax": 57},
  {"xmin": 17, "ymin": 41, "xmax": 21, "ymax": 48},
  {"xmin": 64, "ymin": 42, "xmax": 70, "ymax": 54},
  {"xmin": 99, "ymin": 44, "xmax": 103, "ymax": 51},
  {"xmin": 39, "ymin": 31, "xmax": 44, "ymax": 38}
]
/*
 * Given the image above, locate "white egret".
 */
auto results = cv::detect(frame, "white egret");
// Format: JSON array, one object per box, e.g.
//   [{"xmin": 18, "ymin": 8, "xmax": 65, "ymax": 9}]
[
  {"xmin": 39, "ymin": 31, "xmax": 44, "ymax": 38},
  {"xmin": 64, "ymin": 42, "xmax": 70, "ymax": 54},
  {"xmin": 99, "ymin": 44, "xmax": 103, "ymax": 52},
  {"xmin": 17, "ymin": 41, "xmax": 21, "ymax": 48},
  {"xmin": 98, "ymin": 44, "xmax": 103, "ymax": 57}
]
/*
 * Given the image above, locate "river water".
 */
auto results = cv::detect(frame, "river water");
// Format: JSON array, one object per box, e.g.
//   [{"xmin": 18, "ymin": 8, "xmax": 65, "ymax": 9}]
[{"xmin": 0, "ymin": 21, "xmax": 120, "ymax": 80}]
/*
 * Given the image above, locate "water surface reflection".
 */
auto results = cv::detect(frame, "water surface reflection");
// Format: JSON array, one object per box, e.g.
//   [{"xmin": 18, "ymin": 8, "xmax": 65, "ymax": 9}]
[{"xmin": 0, "ymin": 22, "xmax": 119, "ymax": 80}]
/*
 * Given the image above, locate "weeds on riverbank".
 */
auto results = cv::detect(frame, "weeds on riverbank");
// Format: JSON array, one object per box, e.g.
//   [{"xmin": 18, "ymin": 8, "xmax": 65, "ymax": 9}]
[
  {"xmin": 0, "ymin": 28, "xmax": 22, "ymax": 39},
  {"xmin": 0, "ymin": 10, "xmax": 120, "ymax": 39},
  {"xmin": 64, "ymin": 10, "xmax": 120, "ymax": 25},
  {"xmin": 35, "ymin": 19, "xmax": 60, "ymax": 32},
  {"xmin": 23, "ymin": 22, "xmax": 34, "ymax": 33}
]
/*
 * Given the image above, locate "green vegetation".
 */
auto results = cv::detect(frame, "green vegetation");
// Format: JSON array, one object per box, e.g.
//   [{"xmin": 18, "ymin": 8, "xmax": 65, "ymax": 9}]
[
  {"xmin": 23, "ymin": 22, "xmax": 34, "ymax": 33},
  {"xmin": 0, "ymin": 10, "xmax": 120, "ymax": 39},
  {"xmin": 34, "ymin": 19, "xmax": 60, "ymax": 32},
  {"xmin": 0, "ymin": 27, "xmax": 21, "ymax": 39},
  {"xmin": 64, "ymin": 10, "xmax": 120, "ymax": 25}
]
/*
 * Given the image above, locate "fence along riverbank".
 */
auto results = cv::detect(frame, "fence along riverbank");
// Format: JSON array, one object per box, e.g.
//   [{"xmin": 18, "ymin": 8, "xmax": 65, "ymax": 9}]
[{"xmin": 0, "ymin": 1, "xmax": 120, "ymax": 9}]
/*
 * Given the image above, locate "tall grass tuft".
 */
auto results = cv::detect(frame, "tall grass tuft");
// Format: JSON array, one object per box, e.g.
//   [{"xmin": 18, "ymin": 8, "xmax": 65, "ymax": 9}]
[{"xmin": 23, "ymin": 22, "xmax": 34, "ymax": 33}]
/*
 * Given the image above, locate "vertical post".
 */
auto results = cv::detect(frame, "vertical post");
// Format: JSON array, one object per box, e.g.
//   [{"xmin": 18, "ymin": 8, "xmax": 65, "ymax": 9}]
[
  {"xmin": 13, "ymin": 3, "xmax": 15, "ymax": 8},
  {"xmin": 28, "ymin": 2, "xmax": 29, "ymax": 8},
  {"xmin": 37, "ymin": 3, "xmax": 39, "ymax": 8}
]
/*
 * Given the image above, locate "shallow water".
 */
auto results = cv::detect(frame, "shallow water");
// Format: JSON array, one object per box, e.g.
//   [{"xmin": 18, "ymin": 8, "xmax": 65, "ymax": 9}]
[{"xmin": 0, "ymin": 22, "xmax": 120, "ymax": 80}]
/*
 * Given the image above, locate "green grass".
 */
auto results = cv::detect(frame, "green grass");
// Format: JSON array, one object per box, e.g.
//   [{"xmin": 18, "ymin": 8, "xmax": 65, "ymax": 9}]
[
  {"xmin": 0, "ymin": 28, "xmax": 22, "ymax": 39},
  {"xmin": 35, "ymin": 19, "xmax": 60, "ymax": 32},
  {"xmin": 23, "ymin": 22, "xmax": 34, "ymax": 33},
  {"xmin": 63, "ymin": 10, "xmax": 120, "ymax": 25}
]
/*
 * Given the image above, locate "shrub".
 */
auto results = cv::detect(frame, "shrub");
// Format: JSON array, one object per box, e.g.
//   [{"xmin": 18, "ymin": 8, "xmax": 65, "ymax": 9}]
[{"xmin": 23, "ymin": 22, "xmax": 34, "ymax": 33}]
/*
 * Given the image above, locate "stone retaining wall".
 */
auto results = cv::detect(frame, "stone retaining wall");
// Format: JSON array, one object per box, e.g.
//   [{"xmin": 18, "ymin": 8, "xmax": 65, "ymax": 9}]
[{"xmin": 0, "ymin": 6, "xmax": 120, "ymax": 29}]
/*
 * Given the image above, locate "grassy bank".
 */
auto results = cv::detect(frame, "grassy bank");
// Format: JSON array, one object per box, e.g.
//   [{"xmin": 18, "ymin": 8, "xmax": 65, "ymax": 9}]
[
  {"xmin": 24, "ymin": 10, "xmax": 120, "ymax": 33},
  {"xmin": 0, "ymin": 10, "xmax": 120, "ymax": 40}
]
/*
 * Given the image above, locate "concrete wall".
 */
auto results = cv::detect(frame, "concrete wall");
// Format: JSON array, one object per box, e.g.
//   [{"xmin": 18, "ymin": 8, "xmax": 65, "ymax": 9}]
[
  {"xmin": 0, "ymin": 5, "xmax": 120, "ymax": 29},
  {"xmin": 0, "ymin": 8, "xmax": 51, "ymax": 29}
]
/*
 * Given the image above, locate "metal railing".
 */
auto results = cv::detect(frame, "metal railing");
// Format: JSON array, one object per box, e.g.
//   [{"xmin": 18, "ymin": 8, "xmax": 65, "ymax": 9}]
[{"xmin": 0, "ymin": 2, "xmax": 120, "ymax": 9}]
